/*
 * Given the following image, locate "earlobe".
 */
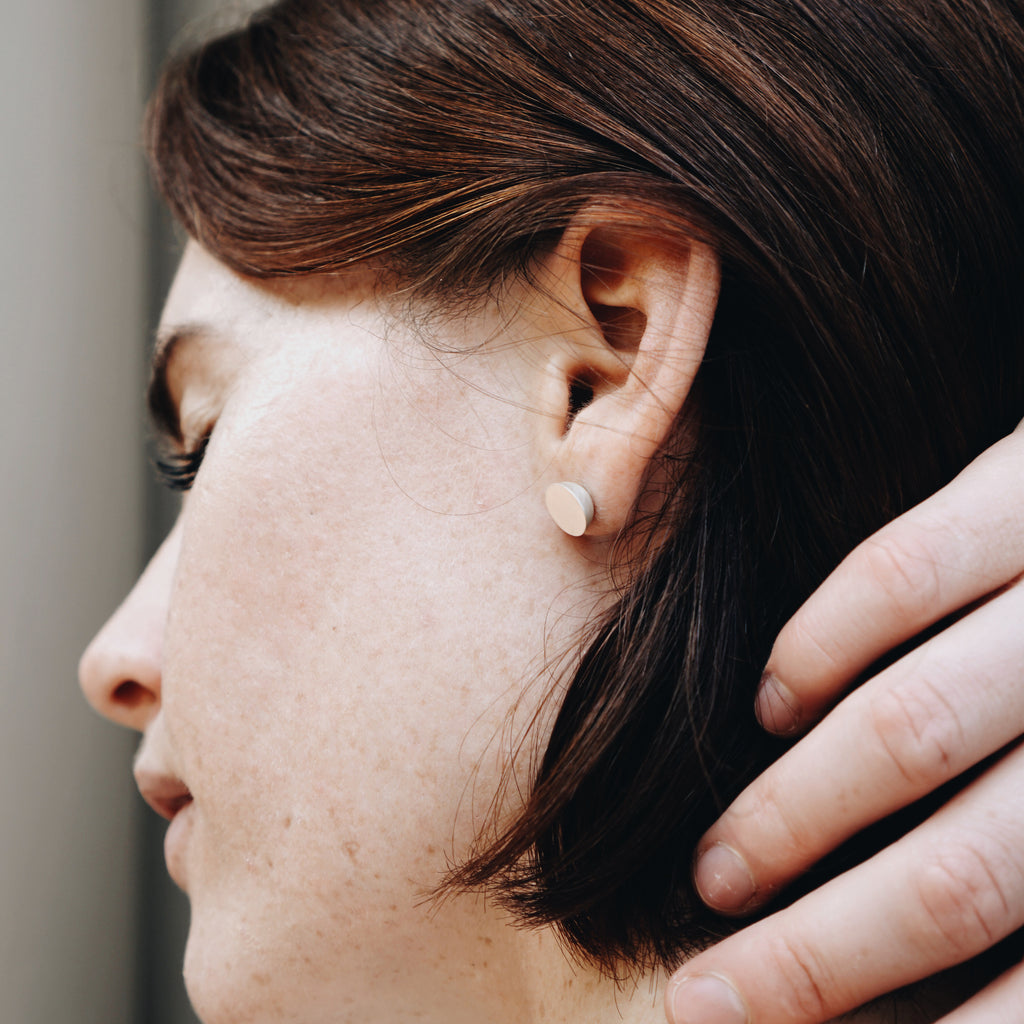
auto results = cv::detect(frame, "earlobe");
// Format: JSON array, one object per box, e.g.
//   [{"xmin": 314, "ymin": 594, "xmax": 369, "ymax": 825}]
[{"xmin": 535, "ymin": 217, "xmax": 720, "ymax": 538}]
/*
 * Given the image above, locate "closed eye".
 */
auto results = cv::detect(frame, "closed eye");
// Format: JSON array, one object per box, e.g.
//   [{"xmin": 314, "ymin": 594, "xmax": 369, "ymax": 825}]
[{"xmin": 153, "ymin": 431, "xmax": 211, "ymax": 492}]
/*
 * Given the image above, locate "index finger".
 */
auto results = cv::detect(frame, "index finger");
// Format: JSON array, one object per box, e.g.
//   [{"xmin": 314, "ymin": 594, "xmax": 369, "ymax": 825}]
[{"xmin": 757, "ymin": 421, "xmax": 1024, "ymax": 736}]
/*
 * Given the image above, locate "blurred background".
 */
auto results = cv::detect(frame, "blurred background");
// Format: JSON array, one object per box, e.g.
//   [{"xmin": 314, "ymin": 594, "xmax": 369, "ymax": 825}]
[{"xmin": 2, "ymin": 2, "xmax": 260, "ymax": 1021}]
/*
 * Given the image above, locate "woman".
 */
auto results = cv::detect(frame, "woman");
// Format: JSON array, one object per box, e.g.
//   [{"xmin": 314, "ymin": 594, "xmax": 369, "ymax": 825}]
[{"xmin": 79, "ymin": 1, "xmax": 1024, "ymax": 1021}]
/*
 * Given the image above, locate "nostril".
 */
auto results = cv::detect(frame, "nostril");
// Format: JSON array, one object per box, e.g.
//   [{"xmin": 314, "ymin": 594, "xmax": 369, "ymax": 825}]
[{"xmin": 113, "ymin": 680, "xmax": 154, "ymax": 709}]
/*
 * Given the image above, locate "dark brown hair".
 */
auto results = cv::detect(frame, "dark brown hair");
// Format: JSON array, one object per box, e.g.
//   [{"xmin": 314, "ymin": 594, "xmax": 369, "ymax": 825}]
[{"xmin": 148, "ymin": 0, "xmax": 1024, "ymax": 975}]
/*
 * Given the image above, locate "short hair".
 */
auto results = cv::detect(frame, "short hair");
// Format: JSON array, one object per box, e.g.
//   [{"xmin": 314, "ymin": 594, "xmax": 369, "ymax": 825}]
[{"xmin": 148, "ymin": 0, "xmax": 1024, "ymax": 975}]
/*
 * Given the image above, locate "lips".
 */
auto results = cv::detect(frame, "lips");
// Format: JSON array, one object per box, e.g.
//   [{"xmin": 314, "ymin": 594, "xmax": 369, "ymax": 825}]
[
  {"xmin": 134, "ymin": 764, "xmax": 194, "ymax": 820},
  {"xmin": 134, "ymin": 744, "xmax": 195, "ymax": 889}
]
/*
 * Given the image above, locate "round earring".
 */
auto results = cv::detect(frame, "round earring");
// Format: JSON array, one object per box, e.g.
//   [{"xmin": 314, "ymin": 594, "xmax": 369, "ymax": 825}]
[{"xmin": 545, "ymin": 482, "xmax": 595, "ymax": 537}]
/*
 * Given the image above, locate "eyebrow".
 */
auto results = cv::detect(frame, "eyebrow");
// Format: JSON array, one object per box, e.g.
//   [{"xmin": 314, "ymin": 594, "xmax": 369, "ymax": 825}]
[{"xmin": 146, "ymin": 325, "xmax": 208, "ymax": 445}]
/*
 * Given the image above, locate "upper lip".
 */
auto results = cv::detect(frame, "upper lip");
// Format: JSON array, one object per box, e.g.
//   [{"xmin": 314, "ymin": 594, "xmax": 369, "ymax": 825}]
[{"xmin": 134, "ymin": 758, "xmax": 193, "ymax": 821}]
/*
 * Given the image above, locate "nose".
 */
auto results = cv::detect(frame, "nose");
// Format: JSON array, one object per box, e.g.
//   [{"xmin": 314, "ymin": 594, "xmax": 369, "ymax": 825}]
[{"xmin": 78, "ymin": 518, "xmax": 182, "ymax": 732}]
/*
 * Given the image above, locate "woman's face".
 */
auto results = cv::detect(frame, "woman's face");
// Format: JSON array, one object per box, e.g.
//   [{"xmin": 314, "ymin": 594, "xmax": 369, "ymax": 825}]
[{"xmin": 78, "ymin": 244, "xmax": 608, "ymax": 1023}]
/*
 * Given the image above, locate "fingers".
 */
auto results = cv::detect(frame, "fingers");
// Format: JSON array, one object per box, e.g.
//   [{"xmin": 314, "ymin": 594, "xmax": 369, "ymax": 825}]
[
  {"xmin": 667, "ymin": 743, "xmax": 1024, "ymax": 1024},
  {"xmin": 693, "ymin": 579, "xmax": 1024, "ymax": 911},
  {"xmin": 758, "ymin": 423, "xmax": 1024, "ymax": 735}
]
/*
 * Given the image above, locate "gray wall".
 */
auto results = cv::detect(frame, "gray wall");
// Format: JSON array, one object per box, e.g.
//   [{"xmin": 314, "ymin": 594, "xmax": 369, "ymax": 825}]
[
  {"xmin": 1, "ymin": 1, "xmax": 146, "ymax": 1021},
  {"xmin": 2, "ymin": 2, "xmax": 258, "ymax": 1021}
]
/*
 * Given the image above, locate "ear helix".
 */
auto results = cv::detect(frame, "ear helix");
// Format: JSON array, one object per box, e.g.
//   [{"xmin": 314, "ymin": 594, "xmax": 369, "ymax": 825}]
[{"xmin": 545, "ymin": 482, "xmax": 595, "ymax": 537}]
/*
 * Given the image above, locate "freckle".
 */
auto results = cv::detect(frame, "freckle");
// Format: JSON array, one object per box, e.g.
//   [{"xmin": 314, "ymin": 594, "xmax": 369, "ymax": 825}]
[
  {"xmin": 426, "ymin": 845, "xmax": 437, "ymax": 855},
  {"xmin": 343, "ymin": 841, "xmax": 360, "ymax": 861},
  {"xmin": 482, "ymin": 937, "xmax": 493, "ymax": 946},
  {"xmin": 283, "ymin": 815, "xmax": 292, "ymax": 829},
  {"xmin": 253, "ymin": 972, "xmax": 270, "ymax": 987}
]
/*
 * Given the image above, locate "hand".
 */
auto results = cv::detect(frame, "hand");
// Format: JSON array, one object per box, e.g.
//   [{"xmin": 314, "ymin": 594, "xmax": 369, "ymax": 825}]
[{"xmin": 664, "ymin": 420, "xmax": 1024, "ymax": 1024}]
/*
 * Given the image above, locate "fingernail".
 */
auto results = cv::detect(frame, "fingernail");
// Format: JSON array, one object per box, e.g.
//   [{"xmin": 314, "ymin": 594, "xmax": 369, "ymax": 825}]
[
  {"xmin": 755, "ymin": 671, "xmax": 801, "ymax": 735},
  {"xmin": 668, "ymin": 973, "xmax": 748, "ymax": 1024},
  {"xmin": 693, "ymin": 842, "xmax": 755, "ymax": 912}
]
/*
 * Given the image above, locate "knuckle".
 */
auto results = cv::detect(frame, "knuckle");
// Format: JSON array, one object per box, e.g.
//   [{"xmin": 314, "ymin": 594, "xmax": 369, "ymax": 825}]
[
  {"xmin": 913, "ymin": 842, "xmax": 1016, "ymax": 958},
  {"xmin": 763, "ymin": 933, "xmax": 836, "ymax": 1020},
  {"xmin": 868, "ymin": 672, "xmax": 967, "ymax": 788},
  {"xmin": 856, "ymin": 531, "xmax": 945, "ymax": 618},
  {"xmin": 741, "ymin": 769, "xmax": 818, "ymax": 868},
  {"xmin": 785, "ymin": 609, "xmax": 848, "ymax": 676}
]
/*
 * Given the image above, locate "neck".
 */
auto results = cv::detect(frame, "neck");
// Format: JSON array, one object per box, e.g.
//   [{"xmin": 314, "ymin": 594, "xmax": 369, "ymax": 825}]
[{"xmin": 512, "ymin": 928, "xmax": 669, "ymax": 1024}]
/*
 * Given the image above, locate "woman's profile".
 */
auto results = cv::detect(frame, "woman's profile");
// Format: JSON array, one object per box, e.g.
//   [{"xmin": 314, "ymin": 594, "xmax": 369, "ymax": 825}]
[{"xmin": 79, "ymin": 2, "xmax": 1024, "ymax": 1022}]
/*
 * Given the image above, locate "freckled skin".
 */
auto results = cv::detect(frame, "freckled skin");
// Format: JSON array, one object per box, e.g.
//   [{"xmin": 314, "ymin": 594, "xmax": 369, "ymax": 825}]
[{"xmin": 81, "ymin": 244, "xmax": 670, "ymax": 1024}]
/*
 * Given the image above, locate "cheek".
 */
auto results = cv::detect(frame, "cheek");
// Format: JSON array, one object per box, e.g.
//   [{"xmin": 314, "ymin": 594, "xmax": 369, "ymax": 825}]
[{"xmin": 161, "ymin": 350, "xmax": 572, "ymax": 894}]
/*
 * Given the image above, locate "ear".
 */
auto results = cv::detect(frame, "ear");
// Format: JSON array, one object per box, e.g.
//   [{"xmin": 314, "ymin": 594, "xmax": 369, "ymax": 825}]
[{"xmin": 534, "ymin": 216, "xmax": 720, "ymax": 537}]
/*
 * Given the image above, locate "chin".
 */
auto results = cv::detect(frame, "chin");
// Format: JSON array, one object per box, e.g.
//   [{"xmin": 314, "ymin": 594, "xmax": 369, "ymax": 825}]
[
  {"xmin": 179, "ymin": 879, "xmax": 531, "ymax": 1024},
  {"xmin": 182, "ymin": 908, "xmax": 302, "ymax": 1024},
  {"xmin": 180, "ymin": 892, "xmax": 406, "ymax": 1024}
]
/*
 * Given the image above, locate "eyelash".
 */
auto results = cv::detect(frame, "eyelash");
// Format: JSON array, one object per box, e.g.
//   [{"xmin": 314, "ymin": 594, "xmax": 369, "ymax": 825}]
[{"xmin": 154, "ymin": 431, "xmax": 212, "ymax": 492}]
